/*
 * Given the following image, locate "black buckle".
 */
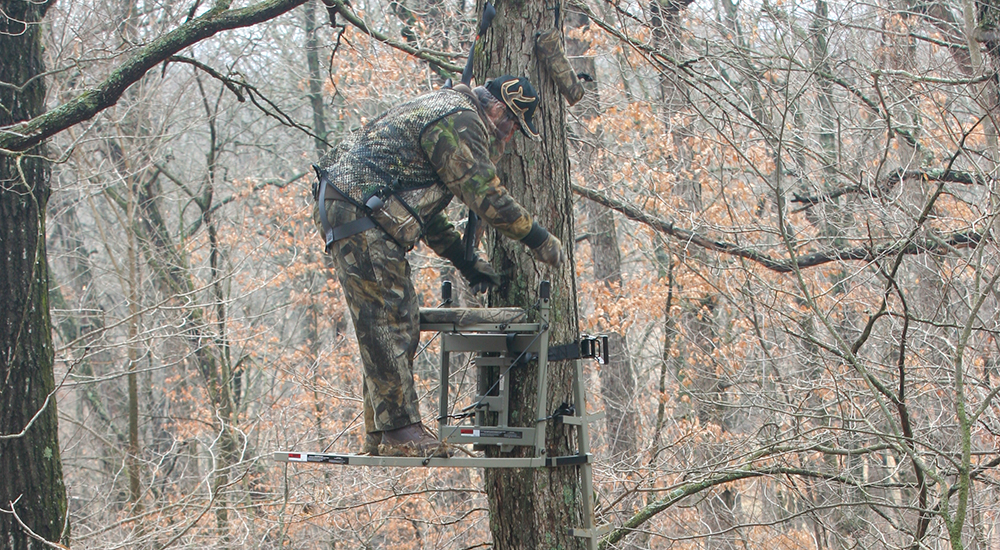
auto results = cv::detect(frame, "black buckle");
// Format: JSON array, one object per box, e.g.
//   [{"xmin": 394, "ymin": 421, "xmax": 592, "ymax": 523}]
[{"xmin": 547, "ymin": 335, "xmax": 609, "ymax": 364}]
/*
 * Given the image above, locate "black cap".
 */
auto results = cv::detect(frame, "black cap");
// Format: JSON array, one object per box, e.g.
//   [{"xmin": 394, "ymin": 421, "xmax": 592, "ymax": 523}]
[{"xmin": 486, "ymin": 75, "xmax": 540, "ymax": 140}]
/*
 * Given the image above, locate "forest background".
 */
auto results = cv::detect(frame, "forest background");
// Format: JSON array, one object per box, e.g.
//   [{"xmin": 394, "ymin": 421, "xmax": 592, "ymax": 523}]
[{"xmin": 3, "ymin": 0, "xmax": 1000, "ymax": 547}]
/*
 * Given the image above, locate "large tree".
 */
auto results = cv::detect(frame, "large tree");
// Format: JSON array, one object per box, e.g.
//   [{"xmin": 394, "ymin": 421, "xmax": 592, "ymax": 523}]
[
  {"xmin": 0, "ymin": 0, "xmax": 310, "ymax": 545},
  {"xmin": 0, "ymin": 1, "xmax": 68, "ymax": 546},
  {"xmin": 476, "ymin": 0, "xmax": 588, "ymax": 547}
]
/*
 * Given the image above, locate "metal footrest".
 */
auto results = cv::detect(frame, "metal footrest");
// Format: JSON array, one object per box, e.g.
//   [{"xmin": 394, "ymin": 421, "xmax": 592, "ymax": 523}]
[{"xmin": 273, "ymin": 451, "xmax": 591, "ymax": 468}]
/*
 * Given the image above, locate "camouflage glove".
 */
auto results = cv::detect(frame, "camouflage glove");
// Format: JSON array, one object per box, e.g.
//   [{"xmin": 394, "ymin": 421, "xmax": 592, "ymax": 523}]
[
  {"xmin": 460, "ymin": 257, "xmax": 501, "ymax": 294},
  {"xmin": 531, "ymin": 233, "xmax": 564, "ymax": 268}
]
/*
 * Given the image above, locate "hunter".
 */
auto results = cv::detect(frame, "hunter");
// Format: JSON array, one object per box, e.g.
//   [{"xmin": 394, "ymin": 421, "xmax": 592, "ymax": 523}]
[{"xmin": 312, "ymin": 76, "xmax": 563, "ymax": 457}]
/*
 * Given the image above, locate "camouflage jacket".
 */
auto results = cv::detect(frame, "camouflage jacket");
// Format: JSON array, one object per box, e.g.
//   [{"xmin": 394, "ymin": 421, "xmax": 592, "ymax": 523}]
[{"xmin": 314, "ymin": 85, "xmax": 534, "ymax": 256}]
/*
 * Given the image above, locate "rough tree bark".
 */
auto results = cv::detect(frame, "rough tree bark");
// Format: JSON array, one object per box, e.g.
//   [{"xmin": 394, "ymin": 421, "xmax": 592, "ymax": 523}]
[
  {"xmin": 0, "ymin": 1, "xmax": 69, "ymax": 548},
  {"xmin": 477, "ymin": 0, "xmax": 586, "ymax": 547}
]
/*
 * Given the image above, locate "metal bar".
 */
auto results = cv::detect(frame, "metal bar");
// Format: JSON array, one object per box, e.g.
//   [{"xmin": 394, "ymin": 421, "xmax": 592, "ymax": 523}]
[
  {"xmin": 545, "ymin": 454, "xmax": 591, "ymax": 466},
  {"xmin": 569, "ymin": 525, "xmax": 612, "ymax": 538},
  {"xmin": 559, "ymin": 411, "xmax": 605, "ymax": 426},
  {"xmin": 532, "ymin": 288, "xmax": 551, "ymax": 453},
  {"xmin": 439, "ymin": 349, "xmax": 450, "ymax": 437},
  {"xmin": 419, "ymin": 322, "xmax": 541, "ymax": 333},
  {"xmin": 441, "ymin": 333, "xmax": 542, "ymax": 353},
  {"xmin": 473, "ymin": 356, "xmax": 512, "ymax": 367},
  {"xmin": 273, "ymin": 451, "xmax": 591, "ymax": 469},
  {"xmin": 440, "ymin": 426, "xmax": 536, "ymax": 447},
  {"xmin": 572, "ymin": 358, "xmax": 599, "ymax": 550}
]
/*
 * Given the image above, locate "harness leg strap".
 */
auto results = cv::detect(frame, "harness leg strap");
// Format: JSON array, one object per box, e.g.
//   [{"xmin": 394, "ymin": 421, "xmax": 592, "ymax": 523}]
[{"xmin": 314, "ymin": 164, "xmax": 378, "ymax": 253}]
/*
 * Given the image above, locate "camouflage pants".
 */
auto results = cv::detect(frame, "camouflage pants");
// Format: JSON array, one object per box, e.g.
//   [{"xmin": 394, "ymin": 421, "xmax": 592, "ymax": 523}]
[{"xmin": 317, "ymin": 199, "xmax": 422, "ymax": 432}]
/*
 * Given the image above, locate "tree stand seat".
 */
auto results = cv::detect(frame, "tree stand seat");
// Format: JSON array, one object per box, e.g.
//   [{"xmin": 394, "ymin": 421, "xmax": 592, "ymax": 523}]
[{"xmin": 418, "ymin": 306, "xmax": 526, "ymax": 328}]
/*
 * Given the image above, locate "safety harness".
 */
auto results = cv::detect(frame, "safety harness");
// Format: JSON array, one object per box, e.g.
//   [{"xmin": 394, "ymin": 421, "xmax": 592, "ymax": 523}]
[
  {"xmin": 313, "ymin": 84, "xmax": 490, "ymax": 256},
  {"xmin": 313, "ymin": 163, "xmax": 382, "ymax": 253}
]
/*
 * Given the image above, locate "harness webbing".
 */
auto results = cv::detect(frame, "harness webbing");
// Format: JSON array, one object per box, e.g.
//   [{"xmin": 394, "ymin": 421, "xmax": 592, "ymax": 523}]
[{"xmin": 314, "ymin": 164, "xmax": 379, "ymax": 253}]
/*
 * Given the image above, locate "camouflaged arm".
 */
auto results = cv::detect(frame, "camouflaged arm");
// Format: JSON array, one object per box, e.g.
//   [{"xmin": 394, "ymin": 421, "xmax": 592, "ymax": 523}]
[
  {"xmin": 422, "ymin": 211, "xmax": 464, "ymax": 259},
  {"xmin": 421, "ymin": 111, "xmax": 534, "ymax": 242}
]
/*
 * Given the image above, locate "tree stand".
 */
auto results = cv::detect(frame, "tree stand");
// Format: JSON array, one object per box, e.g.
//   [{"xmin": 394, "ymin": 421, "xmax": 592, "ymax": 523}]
[{"xmin": 274, "ymin": 281, "xmax": 608, "ymax": 548}]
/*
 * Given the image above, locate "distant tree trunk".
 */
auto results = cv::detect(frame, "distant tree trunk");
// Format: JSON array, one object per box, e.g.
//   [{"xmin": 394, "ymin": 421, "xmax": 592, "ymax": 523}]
[
  {"xmin": 126, "ymin": 168, "xmax": 143, "ymax": 511},
  {"xmin": 807, "ymin": 4, "xmax": 864, "ymax": 545},
  {"xmin": 105, "ymin": 0, "xmax": 150, "ymax": 516},
  {"xmin": 586, "ymin": 207, "xmax": 638, "ymax": 463},
  {"xmin": 564, "ymin": 10, "xmax": 640, "ymax": 469},
  {"xmin": 108, "ymin": 80, "xmax": 241, "ymax": 537},
  {"xmin": 653, "ymin": 1, "xmax": 739, "ymax": 548},
  {"xmin": 478, "ymin": 0, "xmax": 585, "ymax": 547},
  {"xmin": 0, "ymin": 1, "xmax": 70, "ymax": 548},
  {"xmin": 305, "ymin": 0, "xmax": 329, "ymax": 157}
]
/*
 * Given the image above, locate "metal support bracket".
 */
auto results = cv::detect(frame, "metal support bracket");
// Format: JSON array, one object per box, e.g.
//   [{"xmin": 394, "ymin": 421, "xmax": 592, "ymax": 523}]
[{"xmin": 570, "ymin": 524, "xmax": 612, "ymax": 539}]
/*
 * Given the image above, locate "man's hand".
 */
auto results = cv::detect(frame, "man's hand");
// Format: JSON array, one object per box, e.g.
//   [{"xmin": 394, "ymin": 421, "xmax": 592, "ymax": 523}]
[
  {"xmin": 531, "ymin": 234, "xmax": 564, "ymax": 267},
  {"xmin": 460, "ymin": 257, "xmax": 501, "ymax": 293}
]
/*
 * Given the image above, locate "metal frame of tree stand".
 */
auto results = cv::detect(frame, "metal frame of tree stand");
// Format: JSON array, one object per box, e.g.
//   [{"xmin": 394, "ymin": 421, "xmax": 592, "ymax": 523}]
[{"xmin": 273, "ymin": 281, "xmax": 609, "ymax": 547}]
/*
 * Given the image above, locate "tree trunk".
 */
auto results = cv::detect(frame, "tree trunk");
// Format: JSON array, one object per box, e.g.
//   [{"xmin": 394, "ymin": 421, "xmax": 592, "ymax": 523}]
[
  {"xmin": 0, "ymin": 1, "xmax": 70, "ymax": 548},
  {"xmin": 478, "ymin": 0, "xmax": 585, "ymax": 547},
  {"xmin": 126, "ymin": 173, "xmax": 143, "ymax": 511},
  {"xmin": 305, "ymin": 0, "xmax": 329, "ymax": 157},
  {"xmin": 655, "ymin": 2, "xmax": 739, "ymax": 547}
]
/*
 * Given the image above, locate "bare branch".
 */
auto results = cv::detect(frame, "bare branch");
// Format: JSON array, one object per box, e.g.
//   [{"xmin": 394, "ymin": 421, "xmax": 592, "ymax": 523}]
[
  {"xmin": 602, "ymin": 466, "xmax": 866, "ymax": 548},
  {"xmin": 573, "ymin": 184, "xmax": 987, "ymax": 272},
  {"xmin": 320, "ymin": 0, "xmax": 463, "ymax": 75},
  {"xmin": 0, "ymin": 497, "xmax": 70, "ymax": 549},
  {"xmin": 792, "ymin": 169, "xmax": 989, "ymax": 210},
  {"xmin": 165, "ymin": 55, "xmax": 246, "ymax": 101},
  {"xmin": 0, "ymin": 0, "xmax": 312, "ymax": 152}
]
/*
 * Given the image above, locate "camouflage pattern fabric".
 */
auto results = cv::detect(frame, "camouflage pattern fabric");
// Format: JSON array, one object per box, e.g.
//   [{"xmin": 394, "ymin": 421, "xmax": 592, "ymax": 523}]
[
  {"xmin": 315, "ymin": 199, "xmax": 422, "ymax": 432},
  {"xmin": 312, "ymin": 87, "xmax": 541, "ymax": 433},
  {"xmin": 315, "ymin": 90, "xmax": 474, "ymax": 209},
  {"xmin": 420, "ymin": 109, "xmax": 534, "ymax": 243},
  {"xmin": 419, "ymin": 307, "xmax": 526, "ymax": 326},
  {"xmin": 530, "ymin": 232, "xmax": 565, "ymax": 267},
  {"xmin": 314, "ymin": 87, "xmax": 536, "ymax": 253},
  {"xmin": 536, "ymin": 29, "xmax": 584, "ymax": 106}
]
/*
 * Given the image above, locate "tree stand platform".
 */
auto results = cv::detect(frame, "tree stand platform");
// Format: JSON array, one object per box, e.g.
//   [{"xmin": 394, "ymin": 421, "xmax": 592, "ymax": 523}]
[{"xmin": 273, "ymin": 281, "xmax": 608, "ymax": 547}]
